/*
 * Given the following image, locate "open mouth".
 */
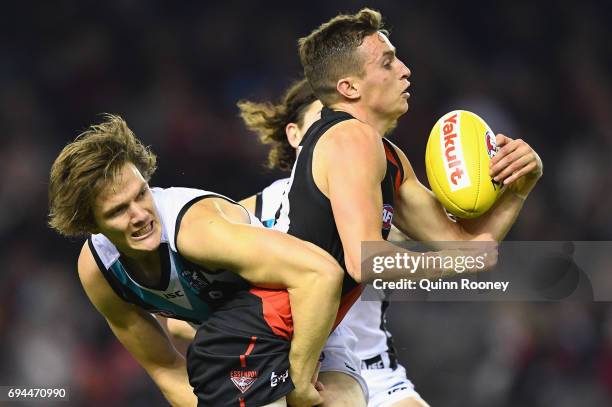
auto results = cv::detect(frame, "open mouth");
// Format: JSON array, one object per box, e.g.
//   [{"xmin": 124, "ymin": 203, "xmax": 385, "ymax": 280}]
[{"xmin": 132, "ymin": 221, "xmax": 154, "ymax": 239}]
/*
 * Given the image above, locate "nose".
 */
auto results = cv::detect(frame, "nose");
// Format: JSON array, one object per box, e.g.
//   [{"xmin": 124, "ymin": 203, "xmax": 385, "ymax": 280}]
[
  {"xmin": 129, "ymin": 203, "xmax": 148, "ymax": 226},
  {"xmin": 398, "ymin": 59, "xmax": 411, "ymax": 80}
]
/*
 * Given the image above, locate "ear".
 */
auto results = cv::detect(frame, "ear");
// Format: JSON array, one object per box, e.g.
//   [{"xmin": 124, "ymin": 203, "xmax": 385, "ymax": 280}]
[
  {"xmin": 285, "ymin": 123, "xmax": 302, "ymax": 148},
  {"xmin": 336, "ymin": 77, "xmax": 360, "ymax": 100}
]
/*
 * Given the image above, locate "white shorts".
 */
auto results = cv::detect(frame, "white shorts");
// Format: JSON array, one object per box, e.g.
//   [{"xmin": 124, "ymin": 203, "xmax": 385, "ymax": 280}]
[
  {"xmin": 319, "ymin": 325, "xmax": 369, "ymax": 400},
  {"xmin": 361, "ymin": 352, "xmax": 422, "ymax": 407}
]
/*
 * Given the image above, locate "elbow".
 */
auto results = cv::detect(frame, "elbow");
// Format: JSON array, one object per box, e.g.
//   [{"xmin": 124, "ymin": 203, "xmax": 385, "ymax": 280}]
[
  {"xmin": 147, "ymin": 351, "xmax": 186, "ymax": 383},
  {"xmin": 345, "ymin": 257, "xmax": 363, "ymax": 284},
  {"xmin": 166, "ymin": 319, "xmax": 196, "ymax": 342},
  {"xmin": 325, "ymin": 262, "xmax": 345, "ymax": 291},
  {"xmin": 311, "ymin": 261, "xmax": 344, "ymax": 294}
]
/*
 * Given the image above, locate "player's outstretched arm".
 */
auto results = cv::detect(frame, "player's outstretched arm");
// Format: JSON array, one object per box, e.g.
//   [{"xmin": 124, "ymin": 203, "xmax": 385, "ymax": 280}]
[
  {"xmin": 176, "ymin": 200, "xmax": 343, "ymax": 406},
  {"xmin": 390, "ymin": 137, "xmax": 542, "ymax": 242},
  {"xmin": 316, "ymin": 122, "xmax": 488, "ymax": 283},
  {"xmin": 78, "ymin": 244, "xmax": 196, "ymax": 407}
]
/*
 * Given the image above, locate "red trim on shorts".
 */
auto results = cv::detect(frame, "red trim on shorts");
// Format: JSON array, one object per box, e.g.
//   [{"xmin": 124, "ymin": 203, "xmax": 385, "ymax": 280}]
[
  {"xmin": 384, "ymin": 144, "xmax": 403, "ymax": 193},
  {"xmin": 334, "ymin": 284, "xmax": 364, "ymax": 329},
  {"xmin": 240, "ymin": 336, "xmax": 258, "ymax": 368},
  {"xmin": 249, "ymin": 288, "xmax": 293, "ymax": 340}
]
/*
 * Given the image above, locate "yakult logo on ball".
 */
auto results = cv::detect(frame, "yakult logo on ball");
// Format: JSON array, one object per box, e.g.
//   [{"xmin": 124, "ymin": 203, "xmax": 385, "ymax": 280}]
[{"xmin": 440, "ymin": 112, "xmax": 471, "ymax": 191}]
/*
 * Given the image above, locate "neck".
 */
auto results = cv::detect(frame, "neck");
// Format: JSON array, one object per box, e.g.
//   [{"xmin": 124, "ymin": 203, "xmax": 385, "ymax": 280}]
[
  {"xmin": 329, "ymin": 102, "xmax": 395, "ymax": 136},
  {"xmin": 122, "ymin": 249, "xmax": 162, "ymax": 286}
]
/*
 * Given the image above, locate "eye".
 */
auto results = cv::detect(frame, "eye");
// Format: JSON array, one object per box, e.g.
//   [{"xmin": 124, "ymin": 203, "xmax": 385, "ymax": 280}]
[
  {"xmin": 107, "ymin": 206, "xmax": 126, "ymax": 218},
  {"xmin": 137, "ymin": 187, "xmax": 147, "ymax": 200}
]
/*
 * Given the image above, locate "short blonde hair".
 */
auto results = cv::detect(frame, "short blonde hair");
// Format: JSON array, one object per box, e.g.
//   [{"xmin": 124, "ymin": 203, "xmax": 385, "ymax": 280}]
[
  {"xmin": 298, "ymin": 8, "xmax": 387, "ymax": 105},
  {"xmin": 48, "ymin": 114, "xmax": 157, "ymax": 237}
]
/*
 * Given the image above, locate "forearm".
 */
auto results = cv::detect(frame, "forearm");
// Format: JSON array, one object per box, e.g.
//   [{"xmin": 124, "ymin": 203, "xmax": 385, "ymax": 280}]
[
  {"xmin": 148, "ymin": 356, "xmax": 197, "ymax": 407},
  {"xmin": 287, "ymin": 270, "xmax": 341, "ymax": 389},
  {"xmin": 106, "ymin": 315, "xmax": 197, "ymax": 407},
  {"xmin": 458, "ymin": 188, "xmax": 525, "ymax": 241}
]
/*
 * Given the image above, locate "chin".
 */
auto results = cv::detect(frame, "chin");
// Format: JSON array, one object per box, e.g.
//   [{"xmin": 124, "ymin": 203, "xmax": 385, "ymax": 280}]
[
  {"xmin": 138, "ymin": 239, "xmax": 161, "ymax": 252},
  {"xmin": 390, "ymin": 105, "xmax": 408, "ymax": 121},
  {"xmin": 131, "ymin": 230, "xmax": 162, "ymax": 253}
]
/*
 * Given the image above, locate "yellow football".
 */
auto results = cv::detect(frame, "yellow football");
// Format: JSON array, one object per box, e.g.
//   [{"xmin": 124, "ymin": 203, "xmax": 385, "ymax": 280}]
[{"xmin": 425, "ymin": 110, "xmax": 502, "ymax": 218}]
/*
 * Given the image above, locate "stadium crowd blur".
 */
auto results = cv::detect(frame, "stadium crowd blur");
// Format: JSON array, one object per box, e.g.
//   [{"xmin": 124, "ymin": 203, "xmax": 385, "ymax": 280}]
[{"xmin": 1, "ymin": 1, "xmax": 611, "ymax": 406}]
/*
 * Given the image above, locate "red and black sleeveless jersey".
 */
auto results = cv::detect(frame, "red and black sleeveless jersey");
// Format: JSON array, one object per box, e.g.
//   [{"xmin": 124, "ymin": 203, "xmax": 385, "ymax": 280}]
[{"xmin": 274, "ymin": 107, "xmax": 404, "ymax": 326}]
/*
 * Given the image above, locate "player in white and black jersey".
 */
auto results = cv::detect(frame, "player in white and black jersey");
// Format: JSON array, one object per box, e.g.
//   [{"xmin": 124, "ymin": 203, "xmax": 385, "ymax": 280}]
[{"xmin": 48, "ymin": 115, "xmax": 345, "ymax": 407}]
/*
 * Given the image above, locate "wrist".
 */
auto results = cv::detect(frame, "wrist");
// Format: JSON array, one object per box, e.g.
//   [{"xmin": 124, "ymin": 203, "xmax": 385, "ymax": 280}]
[
  {"xmin": 289, "ymin": 364, "xmax": 311, "ymax": 385},
  {"xmin": 509, "ymin": 188, "xmax": 528, "ymax": 201}
]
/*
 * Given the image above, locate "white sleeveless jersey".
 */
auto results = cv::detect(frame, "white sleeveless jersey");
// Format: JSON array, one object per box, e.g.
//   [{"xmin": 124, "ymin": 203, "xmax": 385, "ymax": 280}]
[
  {"xmin": 89, "ymin": 187, "xmax": 261, "ymax": 324},
  {"xmin": 258, "ymin": 179, "xmax": 391, "ymax": 358},
  {"xmin": 254, "ymin": 179, "xmax": 290, "ymax": 228}
]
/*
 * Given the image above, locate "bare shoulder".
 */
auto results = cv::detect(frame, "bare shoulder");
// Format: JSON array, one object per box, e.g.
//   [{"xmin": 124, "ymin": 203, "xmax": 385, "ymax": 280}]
[
  {"xmin": 176, "ymin": 197, "xmax": 252, "ymax": 266},
  {"xmin": 180, "ymin": 197, "xmax": 248, "ymax": 231},
  {"xmin": 324, "ymin": 119, "xmax": 381, "ymax": 148},
  {"xmin": 77, "ymin": 241, "xmax": 104, "ymax": 295},
  {"xmin": 239, "ymin": 194, "xmax": 257, "ymax": 214},
  {"xmin": 317, "ymin": 119, "xmax": 385, "ymax": 168}
]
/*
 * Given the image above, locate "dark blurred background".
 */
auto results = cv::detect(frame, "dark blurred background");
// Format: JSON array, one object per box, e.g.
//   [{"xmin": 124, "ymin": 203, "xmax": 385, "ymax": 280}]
[{"xmin": 0, "ymin": 1, "xmax": 611, "ymax": 406}]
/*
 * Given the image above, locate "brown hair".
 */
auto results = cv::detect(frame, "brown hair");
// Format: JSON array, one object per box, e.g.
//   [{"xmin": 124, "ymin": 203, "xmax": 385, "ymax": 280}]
[
  {"xmin": 237, "ymin": 78, "xmax": 317, "ymax": 171},
  {"xmin": 48, "ymin": 114, "xmax": 157, "ymax": 237},
  {"xmin": 298, "ymin": 8, "xmax": 387, "ymax": 105}
]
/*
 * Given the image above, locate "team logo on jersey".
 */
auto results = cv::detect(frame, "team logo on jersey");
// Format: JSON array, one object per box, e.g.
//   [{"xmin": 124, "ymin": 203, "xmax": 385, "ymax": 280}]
[
  {"xmin": 230, "ymin": 370, "xmax": 258, "ymax": 393},
  {"xmin": 180, "ymin": 268, "xmax": 210, "ymax": 293},
  {"xmin": 163, "ymin": 290, "xmax": 184, "ymax": 299},
  {"xmin": 485, "ymin": 130, "xmax": 497, "ymax": 159},
  {"xmin": 382, "ymin": 204, "xmax": 394, "ymax": 231}
]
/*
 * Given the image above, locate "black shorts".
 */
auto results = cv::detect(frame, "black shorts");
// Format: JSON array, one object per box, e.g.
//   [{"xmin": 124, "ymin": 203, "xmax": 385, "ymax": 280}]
[{"xmin": 187, "ymin": 289, "xmax": 294, "ymax": 407}]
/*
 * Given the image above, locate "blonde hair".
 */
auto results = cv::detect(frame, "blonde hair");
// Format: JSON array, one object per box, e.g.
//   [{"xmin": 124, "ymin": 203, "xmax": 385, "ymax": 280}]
[
  {"xmin": 238, "ymin": 79, "xmax": 316, "ymax": 171},
  {"xmin": 48, "ymin": 114, "xmax": 157, "ymax": 237},
  {"xmin": 298, "ymin": 8, "xmax": 387, "ymax": 105}
]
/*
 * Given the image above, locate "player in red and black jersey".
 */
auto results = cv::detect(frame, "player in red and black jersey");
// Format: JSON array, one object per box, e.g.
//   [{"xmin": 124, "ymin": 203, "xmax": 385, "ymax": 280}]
[{"xmin": 273, "ymin": 9, "xmax": 542, "ymax": 406}]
